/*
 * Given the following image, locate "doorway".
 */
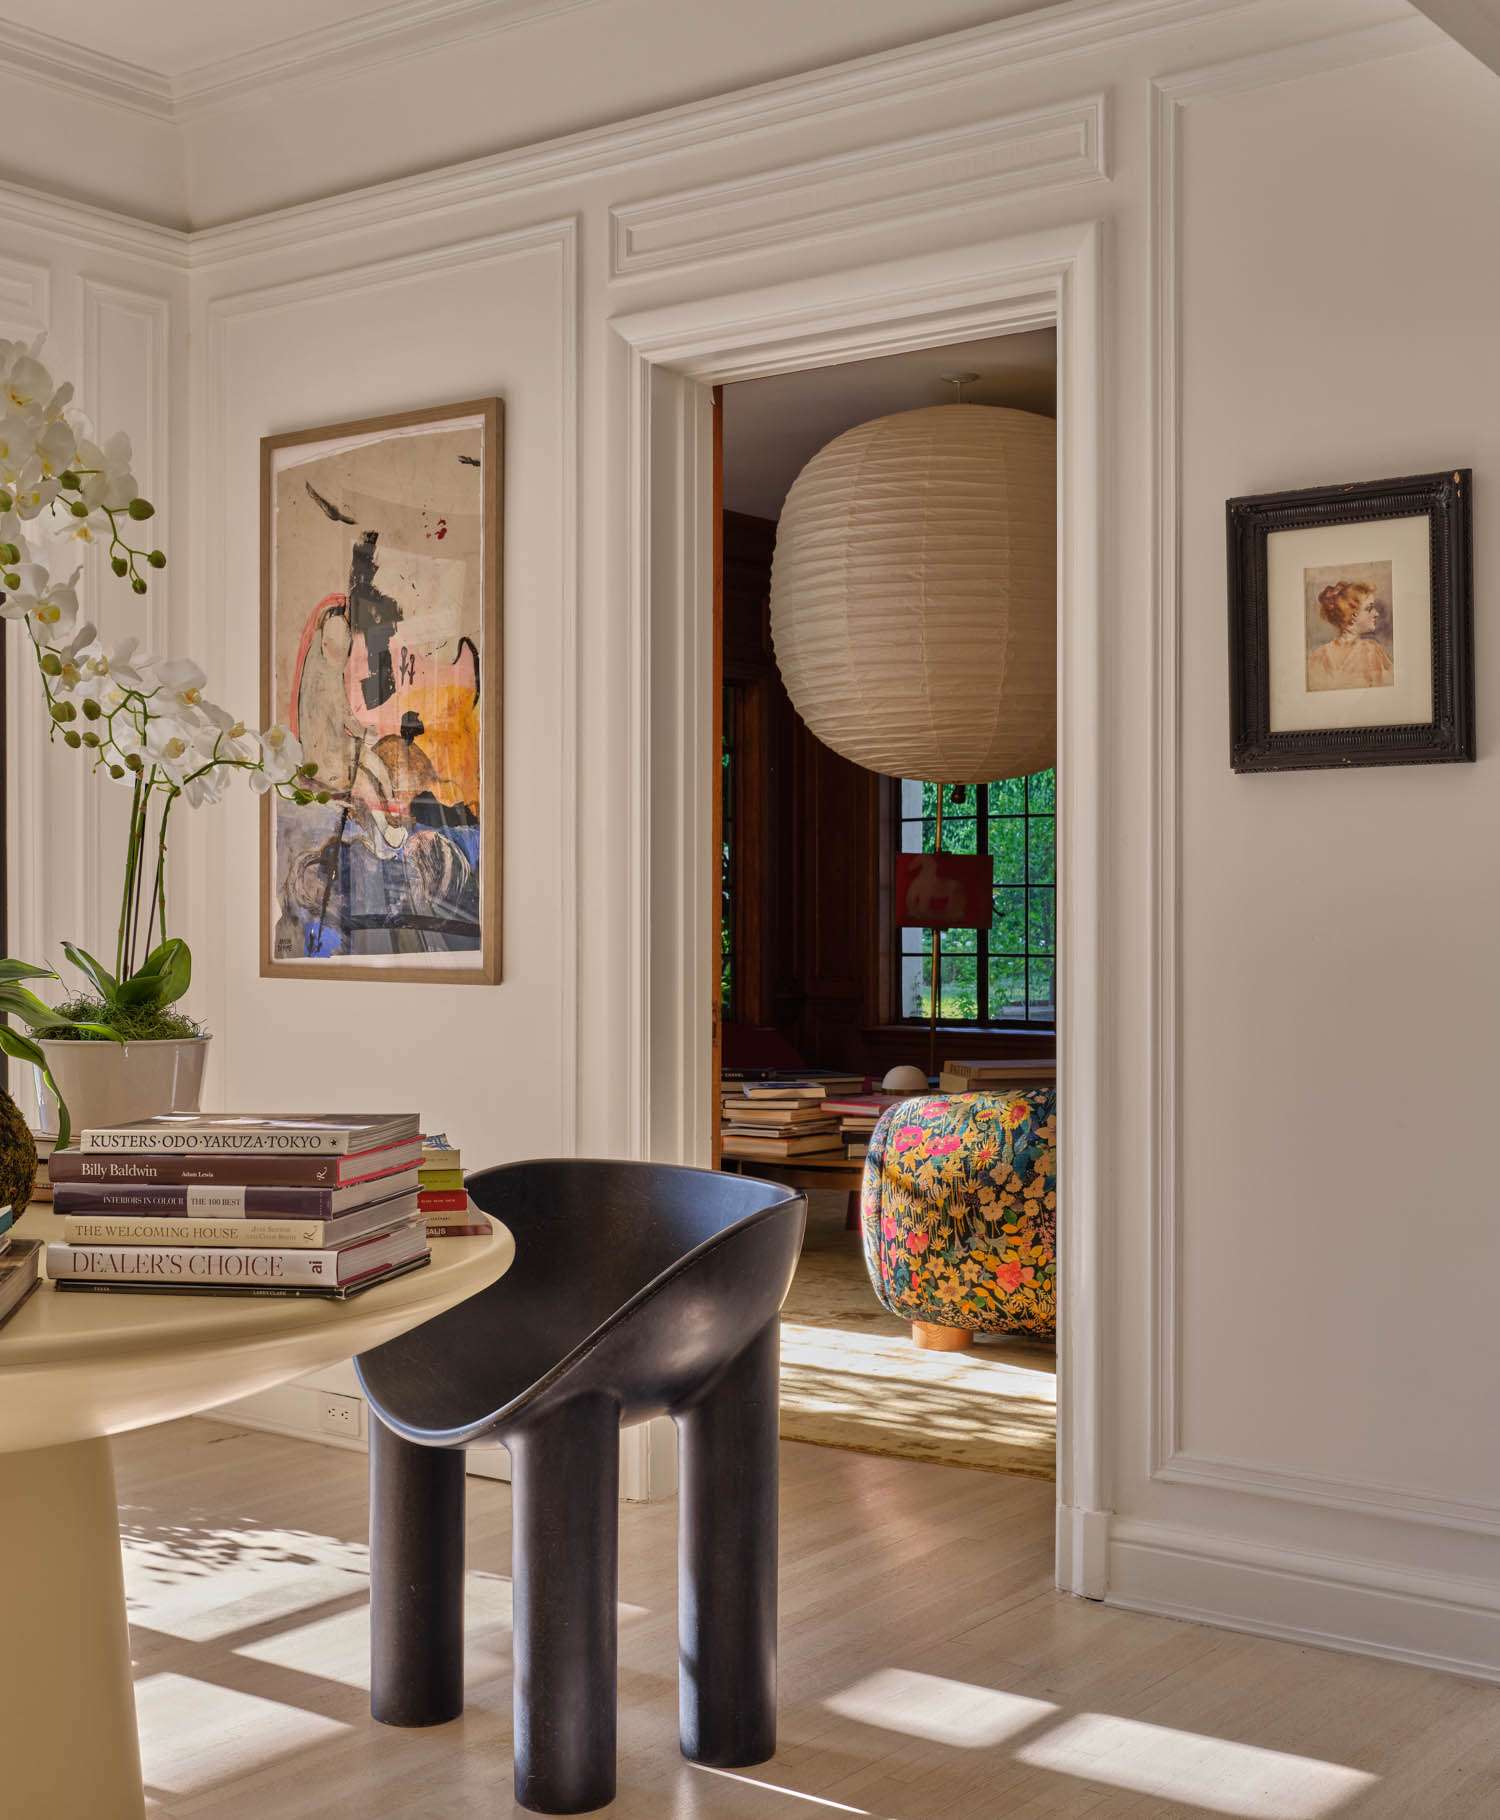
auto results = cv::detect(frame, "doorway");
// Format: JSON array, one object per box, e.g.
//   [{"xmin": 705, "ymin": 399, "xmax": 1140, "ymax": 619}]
[
  {"xmin": 716, "ymin": 336, "xmax": 1060, "ymax": 1481},
  {"xmin": 610, "ymin": 220, "xmax": 1108, "ymax": 1595}
]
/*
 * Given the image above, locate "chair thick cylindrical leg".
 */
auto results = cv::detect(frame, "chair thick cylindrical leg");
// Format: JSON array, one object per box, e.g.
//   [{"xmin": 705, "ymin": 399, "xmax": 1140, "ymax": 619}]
[
  {"xmin": 508, "ymin": 1393, "xmax": 621, "ymax": 1814},
  {"xmin": 369, "ymin": 1417, "xmax": 467, "ymax": 1727},
  {"xmin": 676, "ymin": 1315, "xmax": 781, "ymax": 1767}
]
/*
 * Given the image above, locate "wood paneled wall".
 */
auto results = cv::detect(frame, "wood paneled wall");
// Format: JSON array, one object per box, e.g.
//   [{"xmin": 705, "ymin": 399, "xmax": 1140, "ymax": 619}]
[{"xmin": 722, "ymin": 510, "xmax": 1050, "ymax": 1077}]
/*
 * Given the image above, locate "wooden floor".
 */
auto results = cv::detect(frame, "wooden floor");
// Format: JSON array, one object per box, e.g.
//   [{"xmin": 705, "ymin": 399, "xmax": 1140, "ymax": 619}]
[{"xmin": 118, "ymin": 1420, "xmax": 1500, "ymax": 1819}]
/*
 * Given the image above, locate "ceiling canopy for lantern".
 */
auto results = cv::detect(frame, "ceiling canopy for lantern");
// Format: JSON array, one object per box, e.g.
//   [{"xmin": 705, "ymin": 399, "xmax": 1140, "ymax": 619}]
[{"xmin": 767, "ymin": 403, "xmax": 1056, "ymax": 785}]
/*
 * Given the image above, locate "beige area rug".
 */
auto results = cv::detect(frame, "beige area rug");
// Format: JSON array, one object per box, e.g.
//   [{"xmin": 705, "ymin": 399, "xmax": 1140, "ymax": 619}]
[{"xmin": 779, "ymin": 1192, "xmax": 1057, "ymax": 1480}]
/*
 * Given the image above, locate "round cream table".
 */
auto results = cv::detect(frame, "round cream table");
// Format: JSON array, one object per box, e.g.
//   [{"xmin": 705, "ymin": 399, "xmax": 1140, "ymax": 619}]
[{"xmin": 0, "ymin": 1208, "xmax": 515, "ymax": 1820}]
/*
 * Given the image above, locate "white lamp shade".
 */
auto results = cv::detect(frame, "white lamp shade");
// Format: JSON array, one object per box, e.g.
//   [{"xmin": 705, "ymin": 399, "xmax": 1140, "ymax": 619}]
[{"xmin": 768, "ymin": 403, "xmax": 1056, "ymax": 784}]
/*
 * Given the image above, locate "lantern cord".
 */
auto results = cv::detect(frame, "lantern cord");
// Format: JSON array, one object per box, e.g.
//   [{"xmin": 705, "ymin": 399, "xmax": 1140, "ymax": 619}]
[{"xmin": 929, "ymin": 788, "xmax": 943, "ymax": 1082}]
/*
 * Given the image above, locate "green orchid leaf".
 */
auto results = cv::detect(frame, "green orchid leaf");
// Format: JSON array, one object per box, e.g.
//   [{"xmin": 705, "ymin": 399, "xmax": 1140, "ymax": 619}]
[
  {"xmin": 0, "ymin": 958, "xmax": 58, "ymax": 985},
  {"xmin": 61, "ymin": 941, "xmax": 118, "ymax": 1003},
  {"xmin": 0, "ymin": 984, "xmax": 73, "ymax": 1030},
  {"xmin": 0, "ymin": 1023, "xmax": 46, "ymax": 1068},
  {"xmin": 114, "ymin": 973, "xmax": 166, "ymax": 1007},
  {"xmin": 134, "ymin": 937, "xmax": 191, "ymax": 1007}
]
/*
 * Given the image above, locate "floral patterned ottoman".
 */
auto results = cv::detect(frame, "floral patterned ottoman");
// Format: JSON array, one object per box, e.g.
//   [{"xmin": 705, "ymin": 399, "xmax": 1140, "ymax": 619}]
[{"xmin": 859, "ymin": 1090, "xmax": 1056, "ymax": 1345}]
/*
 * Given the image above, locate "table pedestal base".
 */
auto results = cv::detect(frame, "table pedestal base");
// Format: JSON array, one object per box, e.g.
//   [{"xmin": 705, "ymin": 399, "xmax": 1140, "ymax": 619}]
[{"xmin": 1, "ymin": 1436, "xmax": 144, "ymax": 1820}]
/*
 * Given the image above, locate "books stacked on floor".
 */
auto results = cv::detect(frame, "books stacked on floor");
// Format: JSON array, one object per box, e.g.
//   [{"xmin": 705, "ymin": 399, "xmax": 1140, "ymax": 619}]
[
  {"xmin": 821, "ymin": 1093, "xmax": 910, "ymax": 1162},
  {"xmin": 719, "ymin": 1080, "xmax": 844, "ymax": 1161},
  {"xmin": 938, "ymin": 1057, "xmax": 1058, "ymax": 1092},
  {"xmin": 28, "ymin": 1128, "xmax": 56, "ymax": 1204},
  {"xmin": 720, "ymin": 1067, "xmax": 869, "ymax": 1094},
  {"xmin": 45, "ymin": 1112, "xmax": 428, "ymax": 1299},
  {"xmin": 418, "ymin": 1134, "xmax": 488, "ymax": 1237},
  {"xmin": 0, "ymin": 1209, "xmax": 41, "ymax": 1329}
]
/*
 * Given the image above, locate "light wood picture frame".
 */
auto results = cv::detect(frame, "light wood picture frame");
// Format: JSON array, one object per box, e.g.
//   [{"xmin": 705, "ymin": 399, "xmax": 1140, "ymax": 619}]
[{"xmin": 260, "ymin": 398, "xmax": 502, "ymax": 983}]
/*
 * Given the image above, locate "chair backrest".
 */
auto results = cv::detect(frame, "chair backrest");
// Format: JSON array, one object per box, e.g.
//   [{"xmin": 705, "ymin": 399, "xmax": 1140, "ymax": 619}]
[{"xmin": 357, "ymin": 1158, "xmax": 805, "ymax": 1444}]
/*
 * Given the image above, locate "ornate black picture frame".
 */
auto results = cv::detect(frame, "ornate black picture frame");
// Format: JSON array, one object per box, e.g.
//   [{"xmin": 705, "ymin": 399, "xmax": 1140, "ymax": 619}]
[{"xmin": 1227, "ymin": 470, "xmax": 1472, "ymax": 773}]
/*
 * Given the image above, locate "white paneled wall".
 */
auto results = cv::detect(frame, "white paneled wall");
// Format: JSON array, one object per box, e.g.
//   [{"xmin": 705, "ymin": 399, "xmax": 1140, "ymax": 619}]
[{"xmin": 9, "ymin": 0, "xmax": 1500, "ymax": 1658}]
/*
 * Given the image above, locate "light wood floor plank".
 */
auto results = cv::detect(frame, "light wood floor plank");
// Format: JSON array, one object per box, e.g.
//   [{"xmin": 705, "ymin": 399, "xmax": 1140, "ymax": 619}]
[{"xmin": 117, "ymin": 1420, "xmax": 1496, "ymax": 1819}]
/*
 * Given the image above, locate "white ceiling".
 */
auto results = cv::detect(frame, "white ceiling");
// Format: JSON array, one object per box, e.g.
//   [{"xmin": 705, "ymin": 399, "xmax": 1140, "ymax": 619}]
[{"xmin": 721, "ymin": 328, "xmax": 1057, "ymax": 522}]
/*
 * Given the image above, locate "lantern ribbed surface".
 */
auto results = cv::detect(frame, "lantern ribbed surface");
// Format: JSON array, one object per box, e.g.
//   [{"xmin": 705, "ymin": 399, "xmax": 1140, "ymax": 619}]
[{"xmin": 768, "ymin": 403, "xmax": 1056, "ymax": 783}]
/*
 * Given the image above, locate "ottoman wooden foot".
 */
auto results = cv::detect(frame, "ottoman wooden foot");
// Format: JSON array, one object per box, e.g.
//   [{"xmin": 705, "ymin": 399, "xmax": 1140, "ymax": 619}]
[{"xmin": 911, "ymin": 1321, "xmax": 973, "ymax": 1351}]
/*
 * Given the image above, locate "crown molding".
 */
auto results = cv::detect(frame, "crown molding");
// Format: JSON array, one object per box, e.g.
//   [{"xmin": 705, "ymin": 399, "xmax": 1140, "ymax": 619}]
[
  {"xmin": 0, "ymin": 0, "xmax": 602, "ymax": 124},
  {"xmin": 0, "ymin": 17, "xmax": 174, "ymax": 120},
  {"xmin": 170, "ymin": 0, "xmax": 607, "ymax": 116},
  {"xmin": 0, "ymin": 0, "xmax": 1435, "ymax": 257}
]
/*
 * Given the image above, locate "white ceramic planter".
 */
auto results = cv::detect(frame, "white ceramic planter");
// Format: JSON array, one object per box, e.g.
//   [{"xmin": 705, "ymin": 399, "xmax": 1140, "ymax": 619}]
[{"xmin": 29, "ymin": 1036, "xmax": 211, "ymax": 1138}]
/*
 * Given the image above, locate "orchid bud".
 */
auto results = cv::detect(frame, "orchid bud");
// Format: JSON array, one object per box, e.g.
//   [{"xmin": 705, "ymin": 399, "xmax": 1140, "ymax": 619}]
[
  {"xmin": 81, "ymin": 731, "xmax": 99, "ymax": 748},
  {"xmin": 82, "ymin": 698, "xmax": 102, "ymax": 720},
  {"xmin": 0, "ymin": 490, "xmax": 11, "ymax": 510},
  {"xmin": 70, "ymin": 500, "xmax": 89, "ymax": 518},
  {"xmin": 127, "ymin": 498, "xmax": 155, "ymax": 520},
  {"xmin": 50, "ymin": 701, "xmax": 75, "ymax": 723},
  {"xmin": 299, "ymin": 761, "xmax": 318, "ymax": 777},
  {"xmin": 125, "ymin": 753, "xmax": 144, "ymax": 772},
  {"xmin": 59, "ymin": 471, "xmax": 80, "ymax": 490},
  {"xmin": 147, "ymin": 550, "xmax": 166, "ymax": 569},
  {"xmin": 111, "ymin": 557, "xmax": 128, "ymax": 577},
  {"xmin": 39, "ymin": 652, "xmax": 62, "ymax": 676},
  {"xmin": 131, "ymin": 577, "xmax": 147, "ymax": 595},
  {"xmin": 63, "ymin": 729, "xmax": 81, "ymax": 747},
  {"xmin": 110, "ymin": 764, "xmax": 125, "ymax": 778},
  {"xmin": 315, "ymin": 792, "xmax": 330, "ymax": 804}
]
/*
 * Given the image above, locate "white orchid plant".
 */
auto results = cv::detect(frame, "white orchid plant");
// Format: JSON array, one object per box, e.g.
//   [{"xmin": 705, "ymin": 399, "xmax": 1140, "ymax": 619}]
[{"xmin": 0, "ymin": 336, "xmax": 328, "ymax": 1145}]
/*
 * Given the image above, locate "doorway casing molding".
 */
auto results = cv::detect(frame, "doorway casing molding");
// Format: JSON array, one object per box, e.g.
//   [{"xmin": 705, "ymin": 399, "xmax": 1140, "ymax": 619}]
[{"xmin": 609, "ymin": 218, "xmax": 1110, "ymax": 1594}]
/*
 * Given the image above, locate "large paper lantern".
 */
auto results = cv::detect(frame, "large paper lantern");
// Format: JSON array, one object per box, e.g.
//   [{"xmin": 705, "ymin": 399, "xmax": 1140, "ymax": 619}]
[{"xmin": 768, "ymin": 403, "xmax": 1055, "ymax": 783}]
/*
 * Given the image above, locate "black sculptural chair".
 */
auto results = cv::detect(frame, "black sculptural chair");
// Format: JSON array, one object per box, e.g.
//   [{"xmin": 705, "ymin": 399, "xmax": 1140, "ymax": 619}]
[{"xmin": 354, "ymin": 1158, "xmax": 807, "ymax": 1815}]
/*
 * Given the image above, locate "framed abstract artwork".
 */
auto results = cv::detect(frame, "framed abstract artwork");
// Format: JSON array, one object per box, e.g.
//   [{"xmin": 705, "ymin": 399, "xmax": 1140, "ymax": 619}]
[
  {"xmin": 1226, "ymin": 469, "xmax": 1472, "ymax": 773},
  {"xmin": 260, "ymin": 398, "xmax": 502, "ymax": 981}
]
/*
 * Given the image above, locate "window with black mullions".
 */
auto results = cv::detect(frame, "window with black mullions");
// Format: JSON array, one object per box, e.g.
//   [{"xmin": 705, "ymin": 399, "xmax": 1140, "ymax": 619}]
[{"xmin": 897, "ymin": 773, "xmax": 1056, "ymax": 1027}]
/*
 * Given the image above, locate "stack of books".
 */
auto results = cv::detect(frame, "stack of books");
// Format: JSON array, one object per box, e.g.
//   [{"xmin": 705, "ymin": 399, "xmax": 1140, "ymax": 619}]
[
  {"xmin": 821, "ymin": 1093, "xmax": 910, "ymax": 1161},
  {"xmin": 45, "ymin": 1113, "xmax": 429, "ymax": 1299},
  {"xmin": 720, "ymin": 1067, "xmax": 868, "ymax": 1095},
  {"xmin": 418, "ymin": 1134, "xmax": 488, "ymax": 1237},
  {"xmin": 0, "ymin": 1215, "xmax": 41, "ymax": 1331},
  {"xmin": 28, "ymin": 1128, "xmax": 55, "ymax": 1205},
  {"xmin": 938, "ymin": 1057, "xmax": 1058, "ymax": 1092},
  {"xmin": 720, "ymin": 1081, "xmax": 843, "ymax": 1161}
]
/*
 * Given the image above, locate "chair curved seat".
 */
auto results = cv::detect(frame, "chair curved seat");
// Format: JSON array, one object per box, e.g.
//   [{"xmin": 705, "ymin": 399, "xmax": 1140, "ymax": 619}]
[
  {"xmin": 358, "ymin": 1157, "xmax": 804, "ymax": 1446},
  {"xmin": 355, "ymin": 1158, "xmax": 807, "ymax": 1815}
]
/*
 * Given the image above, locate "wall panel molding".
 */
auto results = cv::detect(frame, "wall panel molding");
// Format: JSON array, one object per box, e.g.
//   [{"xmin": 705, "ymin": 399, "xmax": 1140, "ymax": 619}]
[
  {"xmin": 77, "ymin": 275, "xmax": 173, "ymax": 969},
  {"xmin": 610, "ymin": 95, "xmax": 1107, "ymax": 279},
  {"xmin": 1144, "ymin": 14, "xmax": 1480, "ymax": 1534},
  {"xmin": 197, "ymin": 216, "xmax": 580, "ymax": 1140},
  {"xmin": 0, "ymin": 254, "xmax": 53, "ymax": 1002}
]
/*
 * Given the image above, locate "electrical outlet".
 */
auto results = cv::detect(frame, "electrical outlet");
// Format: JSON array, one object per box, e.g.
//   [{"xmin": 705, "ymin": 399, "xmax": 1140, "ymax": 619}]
[{"xmin": 319, "ymin": 1392, "xmax": 363, "ymax": 1438}]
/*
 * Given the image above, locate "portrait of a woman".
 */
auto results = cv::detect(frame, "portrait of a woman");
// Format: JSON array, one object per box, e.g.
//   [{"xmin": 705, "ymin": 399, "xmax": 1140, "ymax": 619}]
[{"xmin": 1306, "ymin": 578, "xmax": 1394, "ymax": 692}]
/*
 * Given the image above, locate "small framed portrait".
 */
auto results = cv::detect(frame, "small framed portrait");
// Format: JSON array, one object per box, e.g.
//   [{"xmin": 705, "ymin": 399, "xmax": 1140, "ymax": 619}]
[{"xmin": 1226, "ymin": 470, "xmax": 1472, "ymax": 773}]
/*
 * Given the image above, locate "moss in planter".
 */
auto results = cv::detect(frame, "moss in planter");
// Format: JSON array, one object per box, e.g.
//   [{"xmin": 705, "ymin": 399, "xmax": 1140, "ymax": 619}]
[
  {"xmin": 0, "ymin": 1084, "xmax": 38, "ymax": 1216},
  {"xmin": 45, "ymin": 996, "xmax": 206, "ymax": 1043}
]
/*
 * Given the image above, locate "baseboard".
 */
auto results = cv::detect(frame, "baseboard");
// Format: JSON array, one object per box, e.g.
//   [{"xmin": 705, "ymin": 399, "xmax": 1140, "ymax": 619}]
[
  {"xmin": 1109, "ymin": 1518, "xmax": 1500, "ymax": 1683},
  {"xmin": 1056, "ymin": 1502, "xmax": 1111, "ymax": 1597}
]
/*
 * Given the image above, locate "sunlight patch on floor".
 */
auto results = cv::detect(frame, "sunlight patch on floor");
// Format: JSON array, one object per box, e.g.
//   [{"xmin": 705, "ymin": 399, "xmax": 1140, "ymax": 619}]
[
  {"xmin": 135, "ymin": 1672, "xmax": 349, "ymax": 1796},
  {"xmin": 1015, "ymin": 1713, "xmax": 1379, "ymax": 1818},
  {"xmin": 823, "ymin": 1666, "xmax": 1058, "ymax": 1747},
  {"xmin": 693, "ymin": 1766, "xmax": 875, "ymax": 1813}
]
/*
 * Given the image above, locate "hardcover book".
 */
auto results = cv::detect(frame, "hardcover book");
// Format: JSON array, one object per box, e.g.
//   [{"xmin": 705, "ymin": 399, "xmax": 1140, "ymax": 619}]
[
  {"xmin": 76, "ymin": 1112, "xmax": 420, "ymax": 1155},
  {"xmin": 54, "ymin": 1253, "xmax": 431, "ymax": 1300},
  {"xmin": 50, "ymin": 1172, "xmax": 419, "ymax": 1219},
  {"xmin": 50, "ymin": 1140, "xmax": 422, "ymax": 1188},
  {"xmin": 48, "ymin": 1216, "xmax": 427, "ymax": 1289},
  {"xmin": 60, "ymin": 1192, "xmax": 420, "ymax": 1251}
]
